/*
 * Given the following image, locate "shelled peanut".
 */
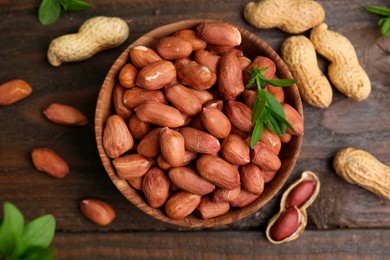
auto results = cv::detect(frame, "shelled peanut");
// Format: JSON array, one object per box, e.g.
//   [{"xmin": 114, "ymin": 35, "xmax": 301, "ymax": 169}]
[
  {"xmin": 102, "ymin": 21, "xmax": 304, "ymax": 220},
  {"xmin": 266, "ymin": 171, "xmax": 320, "ymax": 244}
]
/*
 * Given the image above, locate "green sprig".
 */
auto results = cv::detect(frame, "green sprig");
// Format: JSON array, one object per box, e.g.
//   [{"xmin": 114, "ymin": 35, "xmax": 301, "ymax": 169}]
[
  {"xmin": 0, "ymin": 202, "xmax": 56, "ymax": 260},
  {"xmin": 38, "ymin": 0, "xmax": 92, "ymax": 25},
  {"xmin": 366, "ymin": 5, "xmax": 390, "ymax": 36},
  {"xmin": 246, "ymin": 66, "xmax": 297, "ymax": 149}
]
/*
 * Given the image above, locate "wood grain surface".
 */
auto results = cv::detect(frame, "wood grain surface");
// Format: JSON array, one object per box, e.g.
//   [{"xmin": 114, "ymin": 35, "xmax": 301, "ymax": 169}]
[
  {"xmin": 0, "ymin": 0, "xmax": 389, "ymax": 258},
  {"xmin": 52, "ymin": 230, "xmax": 390, "ymax": 259}
]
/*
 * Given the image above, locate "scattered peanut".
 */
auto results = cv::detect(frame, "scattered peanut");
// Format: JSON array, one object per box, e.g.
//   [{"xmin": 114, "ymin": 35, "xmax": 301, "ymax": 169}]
[
  {"xmin": 310, "ymin": 23, "xmax": 371, "ymax": 101},
  {"xmin": 43, "ymin": 103, "xmax": 88, "ymax": 126},
  {"xmin": 244, "ymin": 0, "xmax": 325, "ymax": 34},
  {"xmin": 0, "ymin": 79, "xmax": 32, "ymax": 106},
  {"xmin": 80, "ymin": 199, "xmax": 116, "ymax": 226},
  {"xmin": 333, "ymin": 147, "xmax": 390, "ymax": 200},
  {"xmin": 31, "ymin": 148, "xmax": 69, "ymax": 179},
  {"xmin": 48, "ymin": 16, "xmax": 129, "ymax": 66},
  {"xmin": 281, "ymin": 36, "xmax": 332, "ymax": 108}
]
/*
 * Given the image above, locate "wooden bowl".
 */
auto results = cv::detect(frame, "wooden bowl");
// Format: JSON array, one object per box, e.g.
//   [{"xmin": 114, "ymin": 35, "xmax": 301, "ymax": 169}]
[{"xmin": 95, "ymin": 19, "xmax": 303, "ymax": 228}]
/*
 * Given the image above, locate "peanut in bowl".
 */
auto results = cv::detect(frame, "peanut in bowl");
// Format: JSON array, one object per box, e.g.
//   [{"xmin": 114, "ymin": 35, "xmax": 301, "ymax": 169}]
[{"xmin": 95, "ymin": 19, "xmax": 303, "ymax": 228}]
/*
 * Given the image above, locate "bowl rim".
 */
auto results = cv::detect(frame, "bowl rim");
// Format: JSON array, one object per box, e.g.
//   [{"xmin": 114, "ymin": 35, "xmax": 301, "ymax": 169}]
[{"xmin": 95, "ymin": 19, "xmax": 303, "ymax": 228}]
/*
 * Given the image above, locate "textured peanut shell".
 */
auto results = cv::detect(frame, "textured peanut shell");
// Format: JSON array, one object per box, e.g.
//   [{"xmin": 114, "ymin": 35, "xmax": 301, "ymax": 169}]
[
  {"xmin": 244, "ymin": 0, "xmax": 325, "ymax": 34},
  {"xmin": 310, "ymin": 23, "xmax": 371, "ymax": 101},
  {"xmin": 48, "ymin": 16, "xmax": 129, "ymax": 66},
  {"xmin": 281, "ymin": 36, "xmax": 332, "ymax": 108},
  {"xmin": 333, "ymin": 147, "xmax": 390, "ymax": 200},
  {"xmin": 265, "ymin": 171, "xmax": 320, "ymax": 244}
]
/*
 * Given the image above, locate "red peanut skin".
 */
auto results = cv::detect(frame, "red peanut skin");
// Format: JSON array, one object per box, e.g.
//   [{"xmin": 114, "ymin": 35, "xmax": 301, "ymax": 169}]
[
  {"xmin": 129, "ymin": 46, "xmax": 162, "ymax": 69},
  {"xmin": 265, "ymin": 84, "xmax": 284, "ymax": 103},
  {"xmin": 244, "ymin": 56, "xmax": 276, "ymax": 85},
  {"xmin": 156, "ymin": 36, "xmax": 193, "ymax": 60},
  {"xmin": 270, "ymin": 207, "xmax": 300, "ymax": 241},
  {"xmin": 239, "ymin": 163, "xmax": 265, "ymax": 195},
  {"xmin": 196, "ymin": 155, "xmax": 240, "ymax": 190},
  {"xmin": 251, "ymin": 142, "xmax": 281, "ymax": 172},
  {"xmin": 137, "ymin": 127, "xmax": 162, "ymax": 158},
  {"xmin": 218, "ymin": 52, "xmax": 244, "ymax": 101},
  {"xmin": 142, "ymin": 167, "xmax": 170, "ymax": 208},
  {"xmin": 159, "ymin": 127, "xmax": 185, "ymax": 167},
  {"xmin": 180, "ymin": 127, "xmax": 220, "ymax": 155},
  {"xmin": 112, "ymin": 83, "xmax": 132, "ymax": 121},
  {"xmin": 0, "ymin": 79, "xmax": 32, "ymax": 106},
  {"xmin": 282, "ymin": 103, "xmax": 304, "ymax": 135},
  {"xmin": 260, "ymin": 170, "xmax": 277, "ymax": 183},
  {"xmin": 196, "ymin": 197, "xmax": 230, "ymax": 219},
  {"xmin": 230, "ymin": 189, "xmax": 259, "ymax": 207},
  {"xmin": 173, "ymin": 29, "xmax": 207, "ymax": 51},
  {"xmin": 201, "ymin": 107, "xmax": 231, "ymax": 139},
  {"xmin": 221, "ymin": 134, "xmax": 250, "ymax": 166},
  {"xmin": 31, "ymin": 148, "xmax": 69, "ymax": 178},
  {"xmin": 212, "ymin": 186, "xmax": 241, "ymax": 203},
  {"xmin": 225, "ymin": 101, "xmax": 253, "ymax": 133},
  {"xmin": 165, "ymin": 191, "xmax": 201, "ymax": 220},
  {"xmin": 285, "ymin": 181, "xmax": 316, "ymax": 208},
  {"xmin": 103, "ymin": 115, "xmax": 134, "ymax": 159},
  {"xmin": 168, "ymin": 167, "xmax": 215, "ymax": 196},
  {"xmin": 259, "ymin": 128, "xmax": 282, "ymax": 155},
  {"xmin": 194, "ymin": 49, "xmax": 220, "ymax": 73}
]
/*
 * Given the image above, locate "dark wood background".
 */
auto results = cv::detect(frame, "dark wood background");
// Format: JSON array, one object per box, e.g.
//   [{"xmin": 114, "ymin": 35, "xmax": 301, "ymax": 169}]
[{"xmin": 0, "ymin": 0, "xmax": 389, "ymax": 258}]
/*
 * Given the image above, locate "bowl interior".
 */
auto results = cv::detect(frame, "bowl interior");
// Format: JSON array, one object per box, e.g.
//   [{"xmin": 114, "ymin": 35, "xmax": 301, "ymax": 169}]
[{"xmin": 95, "ymin": 19, "xmax": 303, "ymax": 228}]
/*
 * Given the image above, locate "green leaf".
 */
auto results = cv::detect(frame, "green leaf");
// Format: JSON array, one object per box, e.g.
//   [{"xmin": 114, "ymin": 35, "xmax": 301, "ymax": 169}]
[
  {"xmin": 252, "ymin": 89, "xmax": 266, "ymax": 123},
  {"xmin": 381, "ymin": 18, "xmax": 390, "ymax": 36},
  {"xmin": 59, "ymin": 0, "xmax": 92, "ymax": 11},
  {"xmin": 245, "ymin": 77, "xmax": 256, "ymax": 89},
  {"xmin": 38, "ymin": 0, "xmax": 61, "ymax": 25},
  {"xmin": 269, "ymin": 109, "xmax": 296, "ymax": 134},
  {"xmin": 261, "ymin": 109, "xmax": 271, "ymax": 122},
  {"xmin": 20, "ymin": 246, "xmax": 56, "ymax": 260},
  {"xmin": 0, "ymin": 202, "xmax": 25, "ymax": 257},
  {"xmin": 23, "ymin": 215, "xmax": 56, "ymax": 248},
  {"xmin": 265, "ymin": 115, "xmax": 285, "ymax": 136},
  {"xmin": 250, "ymin": 121, "xmax": 264, "ymax": 149},
  {"xmin": 365, "ymin": 5, "xmax": 390, "ymax": 16},
  {"xmin": 261, "ymin": 78, "xmax": 297, "ymax": 87},
  {"xmin": 264, "ymin": 91, "xmax": 285, "ymax": 118}
]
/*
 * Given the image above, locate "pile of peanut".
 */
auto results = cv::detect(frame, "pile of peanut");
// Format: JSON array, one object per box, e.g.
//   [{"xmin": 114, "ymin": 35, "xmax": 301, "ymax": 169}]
[{"xmin": 102, "ymin": 21, "xmax": 303, "ymax": 220}]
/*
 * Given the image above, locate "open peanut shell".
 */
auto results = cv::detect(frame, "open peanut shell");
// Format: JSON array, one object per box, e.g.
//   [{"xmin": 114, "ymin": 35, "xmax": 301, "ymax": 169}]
[
  {"xmin": 279, "ymin": 170, "xmax": 320, "ymax": 211},
  {"xmin": 265, "ymin": 206, "xmax": 308, "ymax": 244},
  {"xmin": 265, "ymin": 170, "xmax": 320, "ymax": 244}
]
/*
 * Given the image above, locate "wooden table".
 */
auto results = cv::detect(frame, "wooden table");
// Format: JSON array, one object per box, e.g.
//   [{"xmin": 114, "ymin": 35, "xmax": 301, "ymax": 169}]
[{"xmin": 1, "ymin": 0, "xmax": 389, "ymax": 258}]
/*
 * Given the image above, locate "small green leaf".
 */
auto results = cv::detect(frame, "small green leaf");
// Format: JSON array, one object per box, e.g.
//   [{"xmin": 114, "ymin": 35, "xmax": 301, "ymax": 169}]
[
  {"xmin": 262, "ymin": 78, "xmax": 297, "ymax": 87},
  {"xmin": 59, "ymin": 0, "xmax": 92, "ymax": 12},
  {"xmin": 23, "ymin": 215, "xmax": 56, "ymax": 248},
  {"xmin": 261, "ymin": 109, "xmax": 271, "ymax": 122},
  {"xmin": 38, "ymin": 0, "xmax": 61, "ymax": 25},
  {"xmin": 269, "ymin": 109, "xmax": 296, "ymax": 134},
  {"xmin": 264, "ymin": 91, "xmax": 285, "ymax": 118},
  {"xmin": 365, "ymin": 5, "xmax": 390, "ymax": 16},
  {"xmin": 0, "ymin": 202, "xmax": 25, "ymax": 257},
  {"xmin": 245, "ymin": 77, "xmax": 256, "ymax": 89},
  {"xmin": 252, "ymin": 89, "xmax": 266, "ymax": 123},
  {"xmin": 381, "ymin": 18, "xmax": 390, "ymax": 36},
  {"xmin": 250, "ymin": 121, "xmax": 264, "ymax": 149},
  {"xmin": 20, "ymin": 246, "xmax": 56, "ymax": 260},
  {"xmin": 265, "ymin": 115, "xmax": 284, "ymax": 135}
]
